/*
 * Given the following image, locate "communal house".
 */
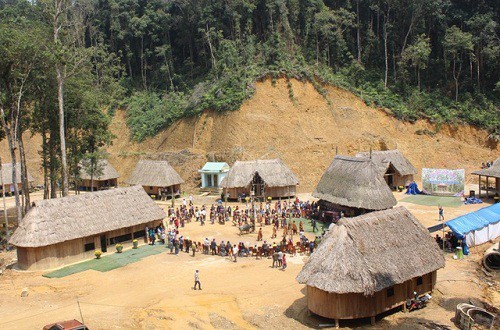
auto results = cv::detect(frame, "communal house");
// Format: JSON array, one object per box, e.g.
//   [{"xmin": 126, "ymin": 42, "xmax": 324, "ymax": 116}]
[
  {"xmin": 297, "ymin": 207, "xmax": 445, "ymax": 326},
  {"xmin": 126, "ymin": 160, "xmax": 184, "ymax": 198},
  {"xmin": 356, "ymin": 150, "xmax": 417, "ymax": 190},
  {"xmin": 313, "ymin": 155, "xmax": 396, "ymax": 217},
  {"xmin": 220, "ymin": 159, "xmax": 298, "ymax": 200},
  {"xmin": 9, "ymin": 186, "xmax": 166, "ymax": 270}
]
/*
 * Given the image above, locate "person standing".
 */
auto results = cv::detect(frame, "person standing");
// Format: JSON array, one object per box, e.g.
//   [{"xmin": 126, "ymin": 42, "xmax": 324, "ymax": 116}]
[
  {"xmin": 192, "ymin": 240, "xmax": 197, "ymax": 257},
  {"xmin": 232, "ymin": 244, "xmax": 238, "ymax": 262},
  {"xmin": 194, "ymin": 270, "xmax": 202, "ymax": 290},
  {"xmin": 312, "ymin": 219, "xmax": 318, "ymax": 232},
  {"xmin": 277, "ymin": 250, "xmax": 283, "ymax": 267},
  {"xmin": 438, "ymin": 206, "xmax": 444, "ymax": 221},
  {"xmin": 282, "ymin": 254, "xmax": 287, "ymax": 271}
]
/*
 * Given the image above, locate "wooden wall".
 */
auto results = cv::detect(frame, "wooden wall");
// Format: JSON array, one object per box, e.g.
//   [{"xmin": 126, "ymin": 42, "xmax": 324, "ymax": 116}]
[
  {"xmin": 16, "ymin": 220, "xmax": 163, "ymax": 271},
  {"xmin": 224, "ymin": 185, "xmax": 297, "ymax": 199},
  {"xmin": 79, "ymin": 178, "xmax": 118, "ymax": 190},
  {"xmin": 307, "ymin": 271, "xmax": 437, "ymax": 320},
  {"xmin": 143, "ymin": 185, "xmax": 181, "ymax": 197}
]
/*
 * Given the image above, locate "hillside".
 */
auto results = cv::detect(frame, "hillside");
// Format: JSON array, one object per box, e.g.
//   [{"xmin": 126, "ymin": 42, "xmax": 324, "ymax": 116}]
[
  {"xmin": 1, "ymin": 78, "xmax": 497, "ymax": 192},
  {"xmin": 105, "ymin": 78, "xmax": 498, "ymax": 192}
]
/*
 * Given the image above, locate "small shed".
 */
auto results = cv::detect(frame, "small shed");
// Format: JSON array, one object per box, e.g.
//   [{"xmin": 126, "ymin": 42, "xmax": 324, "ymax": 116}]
[
  {"xmin": 9, "ymin": 186, "xmax": 166, "ymax": 270},
  {"xmin": 79, "ymin": 159, "xmax": 119, "ymax": 191},
  {"xmin": 0, "ymin": 163, "xmax": 34, "ymax": 196},
  {"xmin": 126, "ymin": 160, "xmax": 184, "ymax": 198},
  {"xmin": 472, "ymin": 158, "xmax": 500, "ymax": 199},
  {"xmin": 198, "ymin": 162, "xmax": 229, "ymax": 188},
  {"xmin": 313, "ymin": 156, "xmax": 397, "ymax": 217},
  {"xmin": 296, "ymin": 206, "xmax": 445, "ymax": 325},
  {"xmin": 356, "ymin": 150, "xmax": 417, "ymax": 190},
  {"xmin": 220, "ymin": 159, "xmax": 299, "ymax": 199}
]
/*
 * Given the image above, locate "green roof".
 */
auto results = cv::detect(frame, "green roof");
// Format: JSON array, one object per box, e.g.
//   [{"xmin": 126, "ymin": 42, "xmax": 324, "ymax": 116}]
[{"xmin": 200, "ymin": 162, "xmax": 229, "ymax": 172}]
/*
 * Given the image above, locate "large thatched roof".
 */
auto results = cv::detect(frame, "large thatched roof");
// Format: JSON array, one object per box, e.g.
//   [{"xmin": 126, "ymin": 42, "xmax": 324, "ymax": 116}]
[
  {"xmin": 1, "ymin": 163, "xmax": 34, "ymax": 186},
  {"xmin": 9, "ymin": 186, "xmax": 166, "ymax": 248},
  {"xmin": 356, "ymin": 149, "xmax": 417, "ymax": 176},
  {"xmin": 313, "ymin": 156, "xmax": 397, "ymax": 211},
  {"xmin": 472, "ymin": 158, "xmax": 500, "ymax": 179},
  {"xmin": 126, "ymin": 160, "xmax": 184, "ymax": 187},
  {"xmin": 297, "ymin": 207, "xmax": 445, "ymax": 295},
  {"xmin": 79, "ymin": 159, "xmax": 119, "ymax": 180},
  {"xmin": 220, "ymin": 159, "xmax": 299, "ymax": 188}
]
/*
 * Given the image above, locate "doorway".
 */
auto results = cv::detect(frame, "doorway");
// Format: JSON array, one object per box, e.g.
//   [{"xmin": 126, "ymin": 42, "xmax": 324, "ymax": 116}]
[{"xmin": 100, "ymin": 235, "xmax": 107, "ymax": 252}]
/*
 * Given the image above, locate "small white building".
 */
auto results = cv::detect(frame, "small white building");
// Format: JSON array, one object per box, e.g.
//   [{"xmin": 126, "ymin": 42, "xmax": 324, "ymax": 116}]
[{"xmin": 199, "ymin": 162, "xmax": 229, "ymax": 188}]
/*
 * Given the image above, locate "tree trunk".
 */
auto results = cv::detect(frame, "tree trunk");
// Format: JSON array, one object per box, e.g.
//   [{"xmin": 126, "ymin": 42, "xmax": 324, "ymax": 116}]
[
  {"xmin": 356, "ymin": 0, "xmax": 362, "ymax": 63},
  {"xmin": 49, "ymin": 135, "xmax": 58, "ymax": 199},
  {"xmin": 0, "ymin": 107, "xmax": 22, "ymax": 223},
  {"xmin": 42, "ymin": 132, "xmax": 50, "ymax": 200},
  {"xmin": 56, "ymin": 63, "xmax": 69, "ymax": 197},
  {"xmin": 383, "ymin": 13, "xmax": 389, "ymax": 88},
  {"xmin": 18, "ymin": 133, "xmax": 30, "ymax": 214}
]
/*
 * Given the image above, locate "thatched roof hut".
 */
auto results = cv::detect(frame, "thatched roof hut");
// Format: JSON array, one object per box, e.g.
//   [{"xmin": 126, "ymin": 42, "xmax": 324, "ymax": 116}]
[
  {"xmin": 313, "ymin": 156, "xmax": 396, "ymax": 214},
  {"xmin": 1, "ymin": 163, "xmax": 34, "ymax": 186},
  {"xmin": 356, "ymin": 150, "xmax": 417, "ymax": 177},
  {"xmin": 10, "ymin": 186, "xmax": 166, "ymax": 270},
  {"xmin": 472, "ymin": 158, "xmax": 500, "ymax": 198},
  {"xmin": 126, "ymin": 160, "xmax": 184, "ymax": 197},
  {"xmin": 79, "ymin": 159, "xmax": 119, "ymax": 181},
  {"xmin": 297, "ymin": 206, "xmax": 445, "ymax": 322},
  {"xmin": 472, "ymin": 158, "xmax": 500, "ymax": 178},
  {"xmin": 220, "ymin": 159, "xmax": 299, "ymax": 198}
]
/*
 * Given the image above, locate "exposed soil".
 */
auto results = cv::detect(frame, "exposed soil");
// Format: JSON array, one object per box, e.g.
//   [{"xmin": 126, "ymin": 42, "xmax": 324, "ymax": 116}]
[{"xmin": 2, "ymin": 78, "xmax": 497, "ymax": 192}]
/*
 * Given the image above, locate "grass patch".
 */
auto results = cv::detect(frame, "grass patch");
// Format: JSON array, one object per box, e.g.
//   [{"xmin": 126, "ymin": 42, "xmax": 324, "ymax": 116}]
[
  {"xmin": 44, "ymin": 244, "xmax": 166, "ymax": 278},
  {"xmin": 400, "ymin": 195, "xmax": 463, "ymax": 208}
]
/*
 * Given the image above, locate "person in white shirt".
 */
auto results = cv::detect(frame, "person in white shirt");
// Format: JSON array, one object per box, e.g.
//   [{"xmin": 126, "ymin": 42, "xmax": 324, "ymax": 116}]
[
  {"xmin": 194, "ymin": 270, "xmax": 202, "ymax": 290},
  {"xmin": 232, "ymin": 245, "xmax": 239, "ymax": 263}
]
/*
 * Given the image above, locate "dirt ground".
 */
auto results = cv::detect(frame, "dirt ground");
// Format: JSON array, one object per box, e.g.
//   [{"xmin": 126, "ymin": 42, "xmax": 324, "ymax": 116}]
[{"xmin": 0, "ymin": 191, "xmax": 498, "ymax": 330}]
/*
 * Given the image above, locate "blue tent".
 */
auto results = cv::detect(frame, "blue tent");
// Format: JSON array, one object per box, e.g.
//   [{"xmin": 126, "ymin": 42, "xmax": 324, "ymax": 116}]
[{"xmin": 446, "ymin": 203, "xmax": 500, "ymax": 247}]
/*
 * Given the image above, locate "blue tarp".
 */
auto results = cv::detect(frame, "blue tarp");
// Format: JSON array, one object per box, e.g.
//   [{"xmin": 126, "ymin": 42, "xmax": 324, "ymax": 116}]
[
  {"xmin": 406, "ymin": 181, "xmax": 421, "ymax": 195},
  {"xmin": 446, "ymin": 203, "xmax": 500, "ymax": 238}
]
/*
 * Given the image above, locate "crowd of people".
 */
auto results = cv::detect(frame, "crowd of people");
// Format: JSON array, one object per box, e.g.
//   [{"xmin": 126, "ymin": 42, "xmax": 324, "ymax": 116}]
[
  {"xmin": 142, "ymin": 197, "xmax": 327, "ymax": 270},
  {"xmin": 481, "ymin": 161, "xmax": 495, "ymax": 169},
  {"xmin": 434, "ymin": 232, "xmax": 462, "ymax": 252}
]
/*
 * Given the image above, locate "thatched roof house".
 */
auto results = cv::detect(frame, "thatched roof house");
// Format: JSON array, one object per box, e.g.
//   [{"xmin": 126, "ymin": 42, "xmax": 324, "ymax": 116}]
[
  {"xmin": 10, "ymin": 186, "xmax": 166, "ymax": 270},
  {"xmin": 126, "ymin": 160, "xmax": 184, "ymax": 197},
  {"xmin": 472, "ymin": 158, "xmax": 500, "ymax": 198},
  {"xmin": 313, "ymin": 156, "xmax": 396, "ymax": 216},
  {"xmin": 356, "ymin": 150, "xmax": 417, "ymax": 189},
  {"xmin": 297, "ymin": 206, "xmax": 445, "ymax": 322},
  {"xmin": 1, "ymin": 163, "xmax": 34, "ymax": 193},
  {"xmin": 220, "ymin": 159, "xmax": 299, "ymax": 199},
  {"xmin": 79, "ymin": 159, "xmax": 119, "ymax": 191}
]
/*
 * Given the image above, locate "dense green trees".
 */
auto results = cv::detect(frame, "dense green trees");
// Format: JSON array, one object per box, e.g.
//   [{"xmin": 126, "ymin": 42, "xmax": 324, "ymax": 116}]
[{"xmin": 88, "ymin": 0, "xmax": 499, "ymax": 140}]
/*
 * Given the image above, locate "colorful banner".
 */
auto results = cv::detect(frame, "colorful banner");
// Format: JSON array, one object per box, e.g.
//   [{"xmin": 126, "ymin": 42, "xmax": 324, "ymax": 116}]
[{"xmin": 422, "ymin": 168, "xmax": 465, "ymax": 195}]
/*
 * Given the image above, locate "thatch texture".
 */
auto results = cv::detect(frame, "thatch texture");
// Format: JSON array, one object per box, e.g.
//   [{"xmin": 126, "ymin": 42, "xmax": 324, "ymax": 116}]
[
  {"xmin": 220, "ymin": 159, "xmax": 298, "ymax": 188},
  {"xmin": 1, "ymin": 163, "xmax": 34, "ymax": 185},
  {"xmin": 79, "ymin": 159, "xmax": 119, "ymax": 180},
  {"xmin": 313, "ymin": 156, "xmax": 397, "ymax": 210},
  {"xmin": 297, "ymin": 206, "xmax": 445, "ymax": 295},
  {"xmin": 472, "ymin": 158, "xmax": 500, "ymax": 179},
  {"xmin": 126, "ymin": 160, "xmax": 184, "ymax": 187},
  {"xmin": 356, "ymin": 150, "xmax": 417, "ymax": 176},
  {"xmin": 9, "ymin": 186, "xmax": 166, "ymax": 248}
]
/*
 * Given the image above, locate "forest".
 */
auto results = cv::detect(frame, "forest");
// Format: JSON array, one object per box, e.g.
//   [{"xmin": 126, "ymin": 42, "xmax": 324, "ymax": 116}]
[{"xmin": 0, "ymin": 0, "xmax": 499, "ymax": 221}]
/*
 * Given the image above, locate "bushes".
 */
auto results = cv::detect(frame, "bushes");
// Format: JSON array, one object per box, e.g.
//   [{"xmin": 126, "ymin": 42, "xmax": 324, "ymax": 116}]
[{"xmin": 125, "ymin": 60, "xmax": 499, "ymax": 142}]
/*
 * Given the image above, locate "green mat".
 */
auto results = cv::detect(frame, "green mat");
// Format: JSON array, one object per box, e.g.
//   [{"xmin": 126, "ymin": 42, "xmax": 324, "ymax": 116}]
[
  {"xmin": 400, "ymin": 195, "xmax": 463, "ymax": 208},
  {"xmin": 44, "ymin": 244, "xmax": 166, "ymax": 278},
  {"xmin": 290, "ymin": 218, "xmax": 326, "ymax": 233}
]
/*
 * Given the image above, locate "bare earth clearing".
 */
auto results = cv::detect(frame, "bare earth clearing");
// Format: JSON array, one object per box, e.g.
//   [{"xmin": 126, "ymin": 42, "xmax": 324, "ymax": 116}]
[{"xmin": 0, "ymin": 191, "xmax": 498, "ymax": 329}]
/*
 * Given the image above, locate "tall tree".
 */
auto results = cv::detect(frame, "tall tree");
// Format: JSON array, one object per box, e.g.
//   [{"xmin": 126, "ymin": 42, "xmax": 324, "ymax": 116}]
[{"xmin": 444, "ymin": 26, "xmax": 474, "ymax": 101}]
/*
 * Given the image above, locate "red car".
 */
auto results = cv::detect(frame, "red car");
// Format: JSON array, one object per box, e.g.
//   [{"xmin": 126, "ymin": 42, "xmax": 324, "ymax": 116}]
[{"xmin": 43, "ymin": 319, "xmax": 88, "ymax": 330}]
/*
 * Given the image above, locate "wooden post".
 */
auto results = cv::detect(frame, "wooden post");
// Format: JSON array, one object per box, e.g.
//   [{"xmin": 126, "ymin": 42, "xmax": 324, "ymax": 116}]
[
  {"xmin": 370, "ymin": 316, "xmax": 376, "ymax": 325},
  {"xmin": 335, "ymin": 319, "xmax": 339, "ymax": 329},
  {"xmin": 479, "ymin": 175, "xmax": 481, "ymax": 198}
]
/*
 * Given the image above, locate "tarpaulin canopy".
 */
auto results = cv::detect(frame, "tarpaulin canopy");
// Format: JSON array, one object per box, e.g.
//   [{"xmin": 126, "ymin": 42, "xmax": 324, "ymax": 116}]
[{"xmin": 446, "ymin": 203, "xmax": 500, "ymax": 246}]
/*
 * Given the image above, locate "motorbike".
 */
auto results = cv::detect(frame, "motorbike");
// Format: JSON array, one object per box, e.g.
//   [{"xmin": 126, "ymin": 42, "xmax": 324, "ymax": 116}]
[{"xmin": 406, "ymin": 293, "xmax": 432, "ymax": 312}]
